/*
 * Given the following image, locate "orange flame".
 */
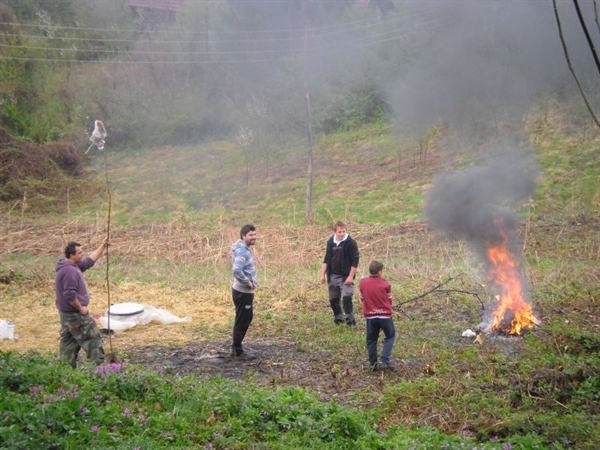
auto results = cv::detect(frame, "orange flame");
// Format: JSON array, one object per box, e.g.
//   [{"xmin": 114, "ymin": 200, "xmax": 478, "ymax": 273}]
[{"xmin": 487, "ymin": 229, "xmax": 539, "ymax": 335}]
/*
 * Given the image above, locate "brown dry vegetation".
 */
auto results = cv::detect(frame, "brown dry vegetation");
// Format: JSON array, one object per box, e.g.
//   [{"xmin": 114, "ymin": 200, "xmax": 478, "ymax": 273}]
[
  {"xmin": 0, "ymin": 125, "xmax": 98, "ymax": 211},
  {"xmin": 0, "ymin": 220, "xmax": 430, "ymax": 355}
]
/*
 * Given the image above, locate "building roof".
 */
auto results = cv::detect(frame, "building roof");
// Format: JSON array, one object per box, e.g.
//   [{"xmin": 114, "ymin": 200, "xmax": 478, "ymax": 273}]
[{"xmin": 126, "ymin": 0, "xmax": 186, "ymax": 12}]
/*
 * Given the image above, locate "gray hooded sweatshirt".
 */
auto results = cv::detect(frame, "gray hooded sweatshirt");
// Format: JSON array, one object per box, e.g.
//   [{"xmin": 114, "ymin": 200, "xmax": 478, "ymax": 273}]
[{"xmin": 231, "ymin": 240, "xmax": 258, "ymax": 294}]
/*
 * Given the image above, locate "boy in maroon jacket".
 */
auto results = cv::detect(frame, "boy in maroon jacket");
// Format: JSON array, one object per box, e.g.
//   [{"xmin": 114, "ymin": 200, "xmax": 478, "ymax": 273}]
[{"xmin": 359, "ymin": 260, "xmax": 396, "ymax": 371}]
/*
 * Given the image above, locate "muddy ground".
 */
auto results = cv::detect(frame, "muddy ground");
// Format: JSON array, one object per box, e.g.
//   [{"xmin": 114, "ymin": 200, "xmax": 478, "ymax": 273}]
[
  {"xmin": 120, "ymin": 336, "xmax": 418, "ymax": 403},
  {"xmin": 117, "ymin": 332, "xmax": 527, "ymax": 406}
]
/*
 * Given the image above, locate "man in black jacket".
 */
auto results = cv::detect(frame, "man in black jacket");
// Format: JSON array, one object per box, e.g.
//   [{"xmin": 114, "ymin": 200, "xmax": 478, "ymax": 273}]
[{"xmin": 320, "ymin": 221, "xmax": 360, "ymax": 327}]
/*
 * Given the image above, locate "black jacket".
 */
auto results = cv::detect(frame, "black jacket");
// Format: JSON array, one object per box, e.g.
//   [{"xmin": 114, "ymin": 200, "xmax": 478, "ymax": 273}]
[{"xmin": 323, "ymin": 234, "xmax": 359, "ymax": 281}]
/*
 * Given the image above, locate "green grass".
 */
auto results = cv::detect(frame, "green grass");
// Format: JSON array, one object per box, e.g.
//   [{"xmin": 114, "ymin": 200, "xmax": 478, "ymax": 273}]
[
  {"xmin": 3, "ymin": 215, "xmax": 598, "ymax": 448},
  {"xmin": 68, "ymin": 122, "xmax": 444, "ymax": 227},
  {"xmin": 1, "ymin": 351, "xmax": 519, "ymax": 449},
  {"xmin": 534, "ymin": 132, "xmax": 599, "ymax": 217}
]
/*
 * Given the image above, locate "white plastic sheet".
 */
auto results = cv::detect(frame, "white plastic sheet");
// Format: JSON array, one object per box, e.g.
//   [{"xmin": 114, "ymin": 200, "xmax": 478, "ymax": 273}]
[{"xmin": 98, "ymin": 305, "xmax": 191, "ymax": 332}]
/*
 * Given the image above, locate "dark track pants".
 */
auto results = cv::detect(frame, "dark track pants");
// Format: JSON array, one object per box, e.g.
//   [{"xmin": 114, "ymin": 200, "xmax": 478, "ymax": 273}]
[{"xmin": 232, "ymin": 288, "xmax": 254, "ymax": 354}]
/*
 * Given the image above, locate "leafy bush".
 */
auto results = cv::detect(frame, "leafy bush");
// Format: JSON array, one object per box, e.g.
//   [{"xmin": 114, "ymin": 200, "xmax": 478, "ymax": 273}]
[
  {"xmin": 314, "ymin": 83, "xmax": 391, "ymax": 134},
  {"xmin": 0, "ymin": 351, "xmax": 511, "ymax": 449}
]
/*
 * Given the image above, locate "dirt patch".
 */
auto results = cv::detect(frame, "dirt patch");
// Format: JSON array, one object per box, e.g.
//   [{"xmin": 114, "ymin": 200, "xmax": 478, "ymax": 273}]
[{"xmin": 118, "ymin": 337, "xmax": 427, "ymax": 404}]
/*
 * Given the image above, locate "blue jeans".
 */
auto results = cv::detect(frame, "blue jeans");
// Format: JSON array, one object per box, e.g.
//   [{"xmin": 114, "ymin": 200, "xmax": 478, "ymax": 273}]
[{"xmin": 366, "ymin": 317, "xmax": 396, "ymax": 365}]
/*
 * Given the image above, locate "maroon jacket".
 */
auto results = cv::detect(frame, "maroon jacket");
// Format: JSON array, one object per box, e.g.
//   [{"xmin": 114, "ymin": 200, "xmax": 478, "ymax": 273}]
[
  {"xmin": 359, "ymin": 275, "xmax": 393, "ymax": 318},
  {"xmin": 55, "ymin": 257, "xmax": 95, "ymax": 312}
]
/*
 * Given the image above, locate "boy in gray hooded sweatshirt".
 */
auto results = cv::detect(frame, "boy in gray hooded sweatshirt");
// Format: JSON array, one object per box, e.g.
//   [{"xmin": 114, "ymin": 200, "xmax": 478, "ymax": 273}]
[{"xmin": 231, "ymin": 224, "xmax": 258, "ymax": 358}]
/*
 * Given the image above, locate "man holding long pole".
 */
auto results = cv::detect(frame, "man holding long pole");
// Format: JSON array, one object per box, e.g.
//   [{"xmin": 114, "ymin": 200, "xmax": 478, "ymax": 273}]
[{"xmin": 55, "ymin": 238, "xmax": 109, "ymax": 368}]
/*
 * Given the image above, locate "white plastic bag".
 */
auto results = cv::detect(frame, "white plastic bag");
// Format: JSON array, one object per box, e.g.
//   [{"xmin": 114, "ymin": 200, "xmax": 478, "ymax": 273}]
[
  {"xmin": 99, "ymin": 305, "xmax": 191, "ymax": 332},
  {"xmin": 0, "ymin": 320, "xmax": 15, "ymax": 340}
]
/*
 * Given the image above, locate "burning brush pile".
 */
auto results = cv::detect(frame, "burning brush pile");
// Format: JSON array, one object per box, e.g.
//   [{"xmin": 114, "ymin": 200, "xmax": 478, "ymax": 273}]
[
  {"xmin": 485, "ymin": 219, "xmax": 540, "ymax": 335},
  {"xmin": 424, "ymin": 148, "xmax": 540, "ymax": 336}
]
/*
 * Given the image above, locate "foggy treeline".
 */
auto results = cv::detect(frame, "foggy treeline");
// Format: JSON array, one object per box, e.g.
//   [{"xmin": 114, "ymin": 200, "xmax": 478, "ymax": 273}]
[{"xmin": 0, "ymin": 0, "xmax": 598, "ymax": 150}]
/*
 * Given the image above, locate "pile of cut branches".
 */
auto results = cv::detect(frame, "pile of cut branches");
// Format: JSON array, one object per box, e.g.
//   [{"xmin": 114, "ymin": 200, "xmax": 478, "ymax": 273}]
[{"xmin": 0, "ymin": 126, "xmax": 98, "ymax": 211}]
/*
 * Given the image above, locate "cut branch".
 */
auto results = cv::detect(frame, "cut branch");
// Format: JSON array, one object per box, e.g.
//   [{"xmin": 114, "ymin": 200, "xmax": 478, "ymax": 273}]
[
  {"xmin": 434, "ymin": 289, "xmax": 485, "ymax": 309},
  {"xmin": 395, "ymin": 274, "xmax": 464, "ymax": 308}
]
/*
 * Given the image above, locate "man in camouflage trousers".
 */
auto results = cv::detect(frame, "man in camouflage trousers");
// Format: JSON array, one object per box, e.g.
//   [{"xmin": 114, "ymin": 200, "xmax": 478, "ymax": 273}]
[{"xmin": 55, "ymin": 238, "xmax": 109, "ymax": 368}]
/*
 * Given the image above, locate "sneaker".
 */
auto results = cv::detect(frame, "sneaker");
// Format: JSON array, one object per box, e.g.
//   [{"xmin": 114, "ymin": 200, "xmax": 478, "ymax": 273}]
[
  {"xmin": 369, "ymin": 362, "xmax": 380, "ymax": 372},
  {"xmin": 232, "ymin": 351, "xmax": 256, "ymax": 360},
  {"xmin": 379, "ymin": 361, "xmax": 395, "ymax": 371}
]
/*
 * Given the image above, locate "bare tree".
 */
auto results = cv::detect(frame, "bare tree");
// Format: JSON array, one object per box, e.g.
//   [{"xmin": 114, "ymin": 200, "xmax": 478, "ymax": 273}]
[
  {"xmin": 302, "ymin": 3, "xmax": 314, "ymax": 224},
  {"xmin": 236, "ymin": 126, "xmax": 255, "ymax": 187},
  {"xmin": 572, "ymin": 0, "xmax": 600, "ymax": 74},
  {"xmin": 553, "ymin": 0, "xmax": 600, "ymax": 128}
]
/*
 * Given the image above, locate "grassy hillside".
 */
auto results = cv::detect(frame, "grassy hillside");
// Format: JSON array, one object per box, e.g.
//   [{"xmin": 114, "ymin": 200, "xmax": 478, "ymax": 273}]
[
  {"xmin": 74, "ymin": 123, "xmax": 438, "ymax": 227},
  {"xmin": 70, "ymin": 115, "xmax": 597, "ymax": 231}
]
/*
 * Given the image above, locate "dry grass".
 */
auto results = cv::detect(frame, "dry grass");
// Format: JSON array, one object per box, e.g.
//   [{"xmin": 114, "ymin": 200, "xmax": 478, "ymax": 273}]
[
  {"xmin": 0, "ymin": 281, "xmax": 231, "ymax": 355},
  {"xmin": 0, "ymin": 218, "xmax": 445, "ymax": 356},
  {"xmin": 1, "ymin": 215, "xmax": 598, "ymax": 357}
]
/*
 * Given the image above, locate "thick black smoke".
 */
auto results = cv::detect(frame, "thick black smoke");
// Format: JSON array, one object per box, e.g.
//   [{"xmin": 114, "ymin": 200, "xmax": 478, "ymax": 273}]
[{"xmin": 424, "ymin": 148, "xmax": 538, "ymax": 255}]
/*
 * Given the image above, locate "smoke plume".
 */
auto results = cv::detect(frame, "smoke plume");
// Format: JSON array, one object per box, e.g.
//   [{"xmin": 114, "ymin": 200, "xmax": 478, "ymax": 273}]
[{"xmin": 424, "ymin": 147, "xmax": 538, "ymax": 254}]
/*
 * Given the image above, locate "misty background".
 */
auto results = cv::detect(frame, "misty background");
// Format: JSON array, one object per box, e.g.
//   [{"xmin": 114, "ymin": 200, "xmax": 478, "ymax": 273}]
[
  {"xmin": 0, "ymin": 0, "xmax": 598, "ymax": 150},
  {"xmin": 0, "ymin": 0, "xmax": 598, "ymax": 221}
]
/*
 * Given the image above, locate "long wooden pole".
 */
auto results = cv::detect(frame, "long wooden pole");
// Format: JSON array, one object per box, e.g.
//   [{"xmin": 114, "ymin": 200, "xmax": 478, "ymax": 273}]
[{"xmin": 104, "ymin": 151, "xmax": 114, "ymax": 357}]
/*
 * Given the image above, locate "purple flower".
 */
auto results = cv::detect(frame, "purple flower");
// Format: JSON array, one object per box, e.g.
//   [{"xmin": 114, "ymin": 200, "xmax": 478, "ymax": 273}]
[
  {"xmin": 55, "ymin": 386, "xmax": 79, "ymax": 400},
  {"xmin": 123, "ymin": 408, "xmax": 131, "ymax": 418},
  {"xmin": 91, "ymin": 425, "xmax": 100, "ymax": 434},
  {"xmin": 80, "ymin": 405, "xmax": 90, "ymax": 414},
  {"xmin": 95, "ymin": 362, "xmax": 128, "ymax": 375},
  {"xmin": 503, "ymin": 443, "xmax": 512, "ymax": 450},
  {"xmin": 29, "ymin": 386, "xmax": 43, "ymax": 399}
]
